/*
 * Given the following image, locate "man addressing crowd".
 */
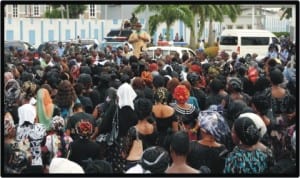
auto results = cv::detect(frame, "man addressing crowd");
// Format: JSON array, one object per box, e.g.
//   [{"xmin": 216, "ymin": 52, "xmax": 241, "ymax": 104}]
[{"xmin": 128, "ymin": 22, "xmax": 151, "ymax": 58}]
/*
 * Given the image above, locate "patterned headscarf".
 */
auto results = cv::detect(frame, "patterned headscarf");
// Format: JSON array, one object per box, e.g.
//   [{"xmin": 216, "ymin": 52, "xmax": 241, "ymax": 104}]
[
  {"xmin": 4, "ymin": 79, "xmax": 21, "ymax": 103},
  {"xmin": 4, "ymin": 112, "xmax": 15, "ymax": 136},
  {"xmin": 198, "ymin": 106, "xmax": 230, "ymax": 142},
  {"xmin": 51, "ymin": 116, "xmax": 65, "ymax": 132},
  {"xmin": 239, "ymin": 113, "xmax": 266, "ymax": 138},
  {"xmin": 154, "ymin": 87, "xmax": 168, "ymax": 104},
  {"xmin": 173, "ymin": 85, "xmax": 190, "ymax": 104},
  {"xmin": 36, "ymin": 88, "xmax": 54, "ymax": 131}
]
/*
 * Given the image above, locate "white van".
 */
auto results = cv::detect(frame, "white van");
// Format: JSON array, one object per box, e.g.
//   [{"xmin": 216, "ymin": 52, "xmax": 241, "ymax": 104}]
[{"xmin": 219, "ymin": 29, "xmax": 280, "ymax": 59}]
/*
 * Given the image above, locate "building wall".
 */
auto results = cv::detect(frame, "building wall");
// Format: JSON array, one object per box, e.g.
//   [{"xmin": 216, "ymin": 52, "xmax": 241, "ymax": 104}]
[{"xmin": 4, "ymin": 16, "xmax": 291, "ymax": 46}]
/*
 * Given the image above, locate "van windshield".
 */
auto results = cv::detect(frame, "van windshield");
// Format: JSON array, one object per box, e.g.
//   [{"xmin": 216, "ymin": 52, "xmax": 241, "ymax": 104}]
[
  {"xmin": 241, "ymin": 37, "xmax": 269, "ymax": 45},
  {"xmin": 220, "ymin": 36, "xmax": 238, "ymax": 45}
]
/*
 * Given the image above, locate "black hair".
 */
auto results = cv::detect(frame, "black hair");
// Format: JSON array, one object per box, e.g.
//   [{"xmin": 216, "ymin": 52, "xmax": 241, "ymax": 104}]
[
  {"xmin": 134, "ymin": 98, "xmax": 153, "ymax": 120},
  {"xmin": 82, "ymin": 159, "xmax": 113, "ymax": 174},
  {"xmin": 209, "ymin": 78, "xmax": 223, "ymax": 94},
  {"xmin": 187, "ymin": 72, "xmax": 200, "ymax": 87},
  {"xmin": 140, "ymin": 146, "xmax": 170, "ymax": 173},
  {"xmin": 153, "ymin": 75, "xmax": 165, "ymax": 88},
  {"xmin": 251, "ymin": 93, "xmax": 271, "ymax": 115},
  {"xmin": 170, "ymin": 131, "xmax": 190, "ymax": 156},
  {"xmin": 227, "ymin": 100, "xmax": 248, "ymax": 128},
  {"xmin": 234, "ymin": 117, "xmax": 260, "ymax": 146},
  {"xmin": 269, "ymin": 68, "xmax": 283, "ymax": 85}
]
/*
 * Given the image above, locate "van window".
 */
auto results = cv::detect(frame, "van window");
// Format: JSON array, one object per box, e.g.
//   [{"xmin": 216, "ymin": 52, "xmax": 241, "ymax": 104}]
[
  {"xmin": 220, "ymin": 36, "xmax": 238, "ymax": 45},
  {"xmin": 272, "ymin": 37, "xmax": 280, "ymax": 44},
  {"xmin": 241, "ymin": 37, "xmax": 269, "ymax": 45}
]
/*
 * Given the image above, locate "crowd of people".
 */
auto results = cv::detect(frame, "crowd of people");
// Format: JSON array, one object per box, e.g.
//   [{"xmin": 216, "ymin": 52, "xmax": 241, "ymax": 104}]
[{"xmin": 3, "ymin": 29, "xmax": 297, "ymax": 175}]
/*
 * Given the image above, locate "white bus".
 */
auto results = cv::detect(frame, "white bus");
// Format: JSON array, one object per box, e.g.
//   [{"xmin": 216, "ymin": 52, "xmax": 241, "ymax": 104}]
[{"xmin": 219, "ymin": 29, "xmax": 280, "ymax": 60}]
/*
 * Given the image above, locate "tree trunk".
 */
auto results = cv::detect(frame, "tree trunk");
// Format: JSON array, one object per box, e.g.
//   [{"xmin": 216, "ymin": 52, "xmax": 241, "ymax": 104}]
[
  {"xmin": 189, "ymin": 32, "xmax": 196, "ymax": 49},
  {"xmin": 66, "ymin": 5, "xmax": 69, "ymax": 19},
  {"xmin": 166, "ymin": 24, "xmax": 170, "ymax": 41},
  {"xmin": 189, "ymin": 17, "xmax": 197, "ymax": 49},
  {"xmin": 60, "ymin": 5, "xmax": 64, "ymax": 19},
  {"xmin": 208, "ymin": 19, "xmax": 214, "ymax": 47}
]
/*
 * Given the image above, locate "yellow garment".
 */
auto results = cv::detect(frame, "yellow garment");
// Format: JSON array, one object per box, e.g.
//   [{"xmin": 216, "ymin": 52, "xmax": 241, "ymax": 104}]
[{"xmin": 128, "ymin": 30, "xmax": 150, "ymax": 58}]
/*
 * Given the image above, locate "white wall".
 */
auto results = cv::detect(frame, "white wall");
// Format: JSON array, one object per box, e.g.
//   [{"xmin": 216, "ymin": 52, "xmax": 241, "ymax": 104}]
[{"xmin": 4, "ymin": 16, "xmax": 292, "ymax": 46}]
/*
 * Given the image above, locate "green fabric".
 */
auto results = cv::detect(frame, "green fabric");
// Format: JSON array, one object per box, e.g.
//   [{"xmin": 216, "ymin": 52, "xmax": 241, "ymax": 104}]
[{"xmin": 36, "ymin": 89, "xmax": 54, "ymax": 131}]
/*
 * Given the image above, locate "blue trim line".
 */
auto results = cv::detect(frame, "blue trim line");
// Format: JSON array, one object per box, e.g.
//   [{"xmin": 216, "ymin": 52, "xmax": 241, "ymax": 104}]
[
  {"xmin": 101, "ymin": 21, "xmax": 104, "ymax": 41},
  {"xmin": 59, "ymin": 21, "xmax": 61, "ymax": 41},
  {"xmin": 89, "ymin": 21, "xmax": 91, "ymax": 39},
  {"xmin": 41, "ymin": 20, "xmax": 44, "ymax": 43},
  {"xmin": 20, "ymin": 20, "xmax": 23, "ymax": 40}
]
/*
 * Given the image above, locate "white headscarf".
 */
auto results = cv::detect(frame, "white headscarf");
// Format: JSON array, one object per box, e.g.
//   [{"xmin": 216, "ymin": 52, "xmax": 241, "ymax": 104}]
[
  {"xmin": 117, "ymin": 83, "xmax": 137, "ymax": 110},
  {"xmin": 18, "ymin": 104, "xmax": 37, "ymax": 125},
  {"xmin": 239, "ymin": 112, "xmax": 267, "ymax": 138},
  {"xmin": 49, "ymin": 158, "xmax": 84, "ymax": 174}
]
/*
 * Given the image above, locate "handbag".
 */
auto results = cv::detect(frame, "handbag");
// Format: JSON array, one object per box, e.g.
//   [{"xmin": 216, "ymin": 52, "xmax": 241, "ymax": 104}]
[
  {"xmin": 126, "ymin": 127, "xmax": 143, "ymax": 161},
  {"xmin": 96, "ymin": 106, "xmax": 119, "ymax": 146},
  {"xmin": 177, "ymin": 115, "xmax": 186, "ymax": 131}
]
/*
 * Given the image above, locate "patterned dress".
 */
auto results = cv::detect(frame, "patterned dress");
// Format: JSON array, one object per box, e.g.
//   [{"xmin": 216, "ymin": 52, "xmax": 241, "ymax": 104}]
[{"xmin": 224, "ymin": 146, "xmax": 269, "ymax": 174}]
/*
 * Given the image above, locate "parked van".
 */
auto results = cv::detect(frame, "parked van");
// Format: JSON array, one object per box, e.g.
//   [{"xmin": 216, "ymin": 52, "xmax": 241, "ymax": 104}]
[{"xmin": 219, "ymin": 29, "xmax": 280, "ymax": 59}]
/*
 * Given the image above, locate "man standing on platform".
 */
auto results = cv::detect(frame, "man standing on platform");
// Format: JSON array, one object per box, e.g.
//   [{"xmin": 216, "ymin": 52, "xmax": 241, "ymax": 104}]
[{"xmin": 128, "ymin": 22, "xmax": 150, "ymax": 59}]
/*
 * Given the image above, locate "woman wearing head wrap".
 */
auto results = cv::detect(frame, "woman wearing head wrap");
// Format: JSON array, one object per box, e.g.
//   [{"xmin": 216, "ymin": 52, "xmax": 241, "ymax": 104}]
[
  {"xmin": 186, "ymin": 107, "xmax": 230, "ymax": 173},
  {"xmin": 36, "ymin": 88, "xmax": 60, "ymax": 131},
  {"xmin": 104, "ymin": 82, "xmax": 138, "ymax": 173},
  {"xmin": 224, "ymin": 116, "xmax": 270, "ymax": 174},
  {"xmin": 152, "ymin": 87, "xmax": 178, "ymax": 150},
  {"xmin": 68, "ymin": 120, "xmax": 101, "ymax": 167},
  {"xmin": 16, "ymin": 101, "xmax": 46, "ymax": 173},
  {"xmin": 172, "ymin": 85, "xmax": 200, "ymax": 141},
  {"xmin": 238, "ymin": 112, "xmax": 274, "ymax": 164},
  {"xmin": 43, "ymin": 116, "xmax": 73, "ymax": 169},
  {"xmin": 4, "ymin": 79, "xmax": 22, "ymax": 124}
]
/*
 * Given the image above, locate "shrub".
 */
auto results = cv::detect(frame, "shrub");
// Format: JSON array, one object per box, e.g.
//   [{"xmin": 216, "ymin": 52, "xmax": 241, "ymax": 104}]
[{"xmin": 205, "ymin": 46, "xmax": 219, "ymax": 58}]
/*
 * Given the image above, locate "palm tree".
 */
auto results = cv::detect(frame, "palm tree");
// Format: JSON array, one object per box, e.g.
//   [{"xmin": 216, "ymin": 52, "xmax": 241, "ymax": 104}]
[
  {"xmin": 134, "ymin": 5, "xmax": 194, "ymax": 42},
  {"xmin": 280, "ymin": 7, "xmax": 292, "ymax": 20},
  {"xmin": 190, "ymin": 5, "xmax": 241, "ymax": 47}
]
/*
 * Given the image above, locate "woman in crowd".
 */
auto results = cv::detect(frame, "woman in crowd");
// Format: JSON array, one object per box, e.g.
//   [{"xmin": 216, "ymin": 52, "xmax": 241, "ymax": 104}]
[
  {"xmin": 224, "ymin": 116, "xmax": 270, "ymax": 174},
  {"xmin": 263, "ymin": 67, "xmax": 296, "ymax": 161},
  {"xmin": 104, "ymin": 82, "xmax": 138, "ymax": 173},
  {"xmin": 43, "ymin": 116, "xmax": 73, "ymax": 170},
  {"xmin": 172, "ymin": 85, "xmax": 199, "ymax": 141},
  {"xmin": 54, "ymin": 80, "xmax": 78, "ymax": 119},
  {"xmin": 166, "ymin": 131, "xmax": 200, "ymax": 174},
  {"xmin": 187, "ymin": 107, "xmax": 230, "ymax": 174},
  {"xmin": 152, "ymin": 87, "xmax": 178, "ymax": 150},
  {"xmin": 36, "ymin": 88, "xmax": 60, "ymax": 131},
  {"xmin": 122, "ymin": 98, "xmax": 157, "ymax": 171},
  {"xmin": 16, "ymin": 98, "xmax": 46, "ymax": 174}
]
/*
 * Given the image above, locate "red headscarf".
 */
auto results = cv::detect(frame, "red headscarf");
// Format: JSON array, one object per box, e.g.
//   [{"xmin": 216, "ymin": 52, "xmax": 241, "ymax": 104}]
[
  {"xmin": 173, "ymin": 85, "xmax": 190, "ymax": 104},
  {"xmin": 248, "ymin": 66, "xmax": 259, "ymax": 84}
]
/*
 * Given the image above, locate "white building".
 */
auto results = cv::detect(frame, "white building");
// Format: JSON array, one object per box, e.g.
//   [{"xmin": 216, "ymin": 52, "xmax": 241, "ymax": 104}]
[{"xmin": 4, "ymin": 4, "xmax": 296, "ymax": 45}]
